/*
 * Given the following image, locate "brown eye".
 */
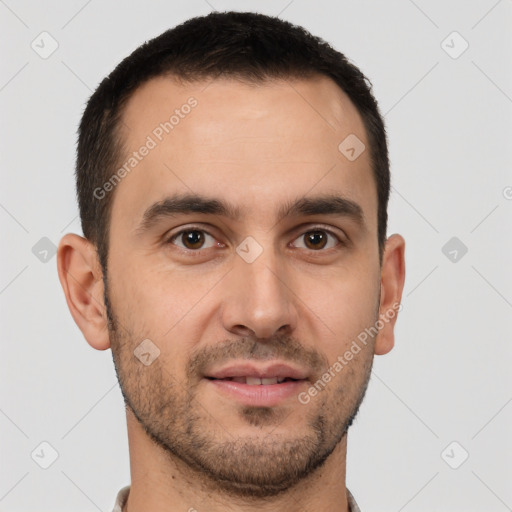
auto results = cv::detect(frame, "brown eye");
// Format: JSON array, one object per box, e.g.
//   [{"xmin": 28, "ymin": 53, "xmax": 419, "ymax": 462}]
[
  {"xmin": 168, "ymin": 229, "xmax": 217, "ymax": 250},
  {"xmin": 292, "ymin": 228, "xmax": 341, "ymax": 251},
  {"xmin": 181, "ymin": 230, "xmax": 205, "ymax": 249},
  {"xmin": 304, "ymin": 231, "xmax": 328, "ymax": 250}
]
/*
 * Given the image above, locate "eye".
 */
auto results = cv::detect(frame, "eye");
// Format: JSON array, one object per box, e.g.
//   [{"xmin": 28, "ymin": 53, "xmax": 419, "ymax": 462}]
[
  {"xmin": 291, "ymin": 228, "xmax": 343, "ymax": 251},
  {"xmin": 165, "ymin": 225, "xmax": 345, "ymax": 254},
  {"xmin": 167, "ymin": 228, "xmax": 221, "ymax": 251}
]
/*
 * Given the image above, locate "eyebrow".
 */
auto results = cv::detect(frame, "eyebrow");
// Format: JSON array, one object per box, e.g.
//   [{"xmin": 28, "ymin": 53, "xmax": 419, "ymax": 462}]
[{"xmin": 134, "ymin": 192, "xmax": 366, "ymax": 235}]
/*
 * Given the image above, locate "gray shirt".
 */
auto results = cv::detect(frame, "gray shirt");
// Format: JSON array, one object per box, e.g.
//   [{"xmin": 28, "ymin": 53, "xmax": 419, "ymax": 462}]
[{"xmin": 112, "ymin": 485, "xmax": 361, "ymax": 511}]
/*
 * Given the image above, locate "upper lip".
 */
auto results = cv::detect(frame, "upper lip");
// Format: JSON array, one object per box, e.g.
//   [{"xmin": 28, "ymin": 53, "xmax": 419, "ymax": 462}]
[{"xmin": 205, "ymin": 362, "xmax": 309, "ymax": 380}]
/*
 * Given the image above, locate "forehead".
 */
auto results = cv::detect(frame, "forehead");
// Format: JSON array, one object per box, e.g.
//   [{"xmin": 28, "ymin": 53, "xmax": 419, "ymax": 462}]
[{"xmin": 112, "ymin": 74, "xmax": 376, "ymax": 232}]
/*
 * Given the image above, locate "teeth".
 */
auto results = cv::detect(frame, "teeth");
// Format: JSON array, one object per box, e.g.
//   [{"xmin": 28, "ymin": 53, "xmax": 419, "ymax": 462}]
[{"xmin": 231, "ymin": 376, "xmax": 284, "ymax": 385}]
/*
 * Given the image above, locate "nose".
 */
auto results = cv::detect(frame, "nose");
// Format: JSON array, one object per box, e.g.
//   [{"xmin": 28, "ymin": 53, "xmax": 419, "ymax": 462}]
[{"xmin": 221, "ymin": 250, "xmax": 298, "ymax": 340}]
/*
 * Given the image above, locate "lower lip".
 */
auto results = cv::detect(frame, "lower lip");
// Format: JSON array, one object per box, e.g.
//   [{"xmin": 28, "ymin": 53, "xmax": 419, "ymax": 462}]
[{"xmin": 205, "ymin": 379, "xmax": 307, "ymax": 407}]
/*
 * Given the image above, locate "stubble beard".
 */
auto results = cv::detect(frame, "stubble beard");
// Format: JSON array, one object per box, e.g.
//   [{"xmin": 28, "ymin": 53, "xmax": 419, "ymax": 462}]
[{"xmin": 104, "ymin": 278, "xmax": 375, "ymax": 499}]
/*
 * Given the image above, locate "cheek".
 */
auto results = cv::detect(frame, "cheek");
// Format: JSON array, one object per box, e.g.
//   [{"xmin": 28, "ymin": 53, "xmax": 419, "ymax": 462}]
[
  {"xmin": 109, "ymin": 254, "xmax": 193, "ymax": 326},
  {"xmin": 304, "ymin": 267, "xmax": 379, "ymax": 360},
  {"xmin": 108, "ymin": 261, "xmax": 219, "ymax": 366}
]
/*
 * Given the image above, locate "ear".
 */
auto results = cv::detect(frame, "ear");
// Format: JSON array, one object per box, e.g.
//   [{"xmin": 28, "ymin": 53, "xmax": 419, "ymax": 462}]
[
  {"xmin": 374, "ymin": 233, "xmax": 406, "ymax": 356},
  {"xmin": 57, "ymin": 233, "xmax": 111, "ymax": 351}
]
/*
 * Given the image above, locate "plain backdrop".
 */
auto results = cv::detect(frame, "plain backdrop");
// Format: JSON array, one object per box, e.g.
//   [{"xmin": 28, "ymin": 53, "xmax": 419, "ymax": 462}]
[{"xmin": 1, "ymin": 1, "xmax": 511, "ymax": 511}]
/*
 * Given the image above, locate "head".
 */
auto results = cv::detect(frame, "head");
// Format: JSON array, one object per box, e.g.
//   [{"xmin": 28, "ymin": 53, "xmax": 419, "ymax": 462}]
[
  {"xmin": 76, "ymin": 11, "xmax": 391, "ymax": 273},
  {"xmin": 58, "ymin": 11, "xmax": 405, "ymax": 499}
]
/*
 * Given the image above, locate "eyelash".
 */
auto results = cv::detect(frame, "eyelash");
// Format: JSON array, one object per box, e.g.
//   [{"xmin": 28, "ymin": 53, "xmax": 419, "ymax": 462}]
[{"xmin": 165, "ymin": 225, "xmax": 346, "ymax": 255}]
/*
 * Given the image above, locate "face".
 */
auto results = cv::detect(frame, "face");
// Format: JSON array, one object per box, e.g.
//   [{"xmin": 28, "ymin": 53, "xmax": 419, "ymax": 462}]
[{"xmin": 104, "ymin": 75, "xmax": 383, "ymax": 497}]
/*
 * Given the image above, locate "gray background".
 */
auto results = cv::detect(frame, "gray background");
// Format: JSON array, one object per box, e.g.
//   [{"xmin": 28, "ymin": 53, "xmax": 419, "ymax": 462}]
[{"xmin": 1, "ymin": 0, "xmax": 511, "ymax": 510}]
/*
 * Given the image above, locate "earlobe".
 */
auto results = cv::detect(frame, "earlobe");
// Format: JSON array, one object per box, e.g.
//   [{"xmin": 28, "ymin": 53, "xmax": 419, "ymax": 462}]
[
  {"xmin": 374, "ymin": 233, "xmax": 406, "ymax": 356},
  {"xmin": 57, "ymin": 233, "xmax": 111, "ymax": 351}
]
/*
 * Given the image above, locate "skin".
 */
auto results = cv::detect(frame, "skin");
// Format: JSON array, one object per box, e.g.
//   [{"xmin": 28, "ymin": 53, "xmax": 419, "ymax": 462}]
[{"xmin": 57, "ymin": 75, "xmax": 405, "ymax": 512}]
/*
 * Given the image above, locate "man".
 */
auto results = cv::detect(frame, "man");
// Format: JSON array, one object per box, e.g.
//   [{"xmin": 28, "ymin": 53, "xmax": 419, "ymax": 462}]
[{"xmin": 57, "ymin": 11, "xmax": 405, "ymax": 512}]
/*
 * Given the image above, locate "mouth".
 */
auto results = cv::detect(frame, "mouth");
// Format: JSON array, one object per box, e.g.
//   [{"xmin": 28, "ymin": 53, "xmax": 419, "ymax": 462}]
[
  {"xmin": 203, "ymin": 362, "xmax": 309, "ymax": 407},
  {"xmin": 205, "ymin": 376, "xmax": 300, "ymax": 385}
]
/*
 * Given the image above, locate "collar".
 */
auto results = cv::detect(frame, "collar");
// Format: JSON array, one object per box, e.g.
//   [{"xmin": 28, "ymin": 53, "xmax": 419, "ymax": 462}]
[{"xmin": 113, "ymin": 485, "xmax": 361, "ymax": 511}]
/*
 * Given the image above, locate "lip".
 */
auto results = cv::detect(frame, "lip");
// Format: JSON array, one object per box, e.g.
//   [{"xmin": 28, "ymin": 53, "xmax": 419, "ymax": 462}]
[
  {"xmin": 204, "ymin": 361, "xmax": 309, "ymax": 407},
  {"xmin": 205, "ymin": 362, "xmax": 309, "ymax": 380},
  {"xmin": 206, "ymin": 378, "xmax": 307, "ymax": 407}
]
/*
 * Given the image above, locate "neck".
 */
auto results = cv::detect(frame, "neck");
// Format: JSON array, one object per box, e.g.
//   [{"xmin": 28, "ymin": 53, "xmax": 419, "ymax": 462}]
[{"xmin": 123, "ymin": 409, "xmax": 352, "ymax": 512}]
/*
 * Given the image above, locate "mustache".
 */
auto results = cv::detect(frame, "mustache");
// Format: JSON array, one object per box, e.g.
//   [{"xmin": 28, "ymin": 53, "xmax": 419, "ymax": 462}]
[{"xmin": 187, "ymin": 335, "xmax": 329, "ymax": 380}]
